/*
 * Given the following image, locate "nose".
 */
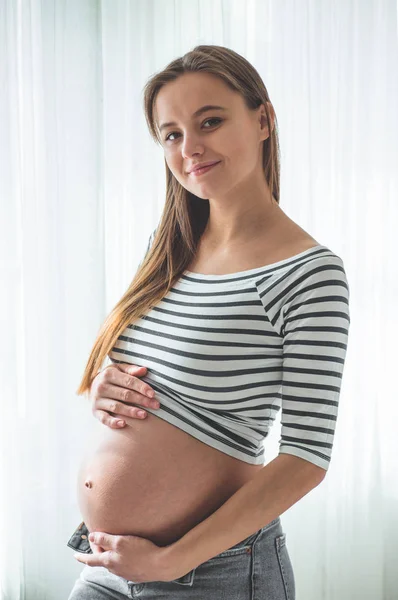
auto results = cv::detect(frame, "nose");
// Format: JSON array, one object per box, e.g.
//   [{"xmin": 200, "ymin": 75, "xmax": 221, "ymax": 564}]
[{"xmin": 181, "ymin": 133, "xmax": 204, "ymax": 162}]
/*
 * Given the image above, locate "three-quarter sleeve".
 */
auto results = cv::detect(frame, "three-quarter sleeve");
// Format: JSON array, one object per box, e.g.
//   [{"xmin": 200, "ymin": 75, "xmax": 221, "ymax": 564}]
[{"xmin": 276, "ymin": 254, "xmax": 350, "ymax": 470}]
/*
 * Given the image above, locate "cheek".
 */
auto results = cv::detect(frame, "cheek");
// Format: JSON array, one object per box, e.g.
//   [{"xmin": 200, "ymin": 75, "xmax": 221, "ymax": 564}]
[
  {"xmin": 165, "ymin": 153, "xmax": 181, "ymax": 174},
  {"xmin": 165, "ymin": 160, "xmax": 190, "ymax": 189},
  {"xmin": 230, "ymin": 137, "xmax": 258, "ymax": 172}
]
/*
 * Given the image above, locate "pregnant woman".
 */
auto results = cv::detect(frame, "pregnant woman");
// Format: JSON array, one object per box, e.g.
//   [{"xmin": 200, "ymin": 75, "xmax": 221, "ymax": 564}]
[{"xmin": 67, "ymin": 44, "xmax": 350, "ymax": 599}]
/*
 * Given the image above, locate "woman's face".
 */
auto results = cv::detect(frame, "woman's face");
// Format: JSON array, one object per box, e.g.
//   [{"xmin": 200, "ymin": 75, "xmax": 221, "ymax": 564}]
[{"xmin": 154, "ymin": 72, "xmax": 271, "ymax": 200}]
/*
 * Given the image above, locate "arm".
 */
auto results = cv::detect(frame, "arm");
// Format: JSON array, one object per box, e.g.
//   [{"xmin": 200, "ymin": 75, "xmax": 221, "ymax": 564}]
[
  {"xmin": 162, "ymin": 252, "xmax": 350, "ymax": 579},
  {"xmin": 162, "ymin": 453, "xmax": 325, "ymax": 577}
]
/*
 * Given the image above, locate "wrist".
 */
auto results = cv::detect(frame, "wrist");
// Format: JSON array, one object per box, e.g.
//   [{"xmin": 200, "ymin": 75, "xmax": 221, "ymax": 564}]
[{"xmin": 158, "ymin": 541, "xmax": 191, "ymax": 582}]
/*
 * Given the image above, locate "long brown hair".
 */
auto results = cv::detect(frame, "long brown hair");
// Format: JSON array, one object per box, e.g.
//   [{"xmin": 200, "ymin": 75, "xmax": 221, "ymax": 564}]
[{"xmin": 76, "ymin": 44, "xmax": 281, "ymax": 396}]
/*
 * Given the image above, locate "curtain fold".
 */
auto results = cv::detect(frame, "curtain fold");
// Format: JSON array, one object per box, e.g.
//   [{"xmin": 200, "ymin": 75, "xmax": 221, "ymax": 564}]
[{"xmin": 0, "ymin": 1, "xmax": 396, "ymax": 598}]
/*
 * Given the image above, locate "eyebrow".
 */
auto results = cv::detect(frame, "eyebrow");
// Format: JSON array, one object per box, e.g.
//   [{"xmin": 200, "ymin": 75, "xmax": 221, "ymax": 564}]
[{"xmin": 158, "ymin": 105, "xmax": 227, "ymax": 133}]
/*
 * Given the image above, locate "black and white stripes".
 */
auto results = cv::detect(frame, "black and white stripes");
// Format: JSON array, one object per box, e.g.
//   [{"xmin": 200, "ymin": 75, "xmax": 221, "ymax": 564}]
[{"xmin": 109, "ymin": 242, "xmax": 350, "ymax": 470}]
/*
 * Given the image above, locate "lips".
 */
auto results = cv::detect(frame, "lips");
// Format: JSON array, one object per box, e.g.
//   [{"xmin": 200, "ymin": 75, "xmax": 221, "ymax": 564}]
[{"xmin": 189, "ymin": 161, "xmax": 221, "ymax": 176}]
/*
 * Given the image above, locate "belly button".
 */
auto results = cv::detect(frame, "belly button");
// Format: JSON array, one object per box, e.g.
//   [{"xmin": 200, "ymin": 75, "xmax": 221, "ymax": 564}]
[{"xmin": 85, "ymin": 480, "xmax": 93, "ymax": 489}]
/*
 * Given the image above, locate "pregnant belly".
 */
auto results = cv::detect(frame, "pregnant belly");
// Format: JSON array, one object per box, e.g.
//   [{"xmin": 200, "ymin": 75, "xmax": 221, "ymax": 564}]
[{"xmin": 77, "ymin": 411, "xmax": 263, "ymax": 547}]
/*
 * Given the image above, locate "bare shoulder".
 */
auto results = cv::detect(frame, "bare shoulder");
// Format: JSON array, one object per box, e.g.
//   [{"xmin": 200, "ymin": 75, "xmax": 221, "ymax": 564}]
[
  {"xmin": 187, "ymin": 209, "xmax": 320, "ymax": 275},
  {"xmin": 285, "ymin": 234, "xmax": 321, "ymax": 253},
  {"xmin": 265, "ymin": 211, "xmax": 320, "ymax": 257}
]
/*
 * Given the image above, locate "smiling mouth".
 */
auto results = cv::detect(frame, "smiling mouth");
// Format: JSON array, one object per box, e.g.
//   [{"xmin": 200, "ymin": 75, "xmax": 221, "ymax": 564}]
[{"xmin": 189, "ymin": 162, "xmax": 221, "ymax": 176}]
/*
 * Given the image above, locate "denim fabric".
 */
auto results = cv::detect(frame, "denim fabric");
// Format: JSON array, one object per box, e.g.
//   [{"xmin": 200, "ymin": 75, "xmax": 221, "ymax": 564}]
[
  {"xmin": 67, "ymin": 521, "xmax": 93, "ymax": 554},
  {"xmin": 67, "ymin": 516, "xmax": 295, "ymax": 599}
]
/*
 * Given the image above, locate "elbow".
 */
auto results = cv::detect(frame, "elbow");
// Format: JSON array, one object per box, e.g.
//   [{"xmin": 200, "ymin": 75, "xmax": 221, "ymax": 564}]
[
  {"xmin": 280, "ymin": 453, "xmax": 327, "ymax": 488},
  {"xmin": 312, "ymin": 466, "xmax": 327, "ymax": 487}
]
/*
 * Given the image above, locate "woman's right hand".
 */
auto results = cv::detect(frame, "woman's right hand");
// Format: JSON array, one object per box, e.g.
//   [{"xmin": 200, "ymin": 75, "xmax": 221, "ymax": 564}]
[{"xmin": 90, "ymin": 363, "xmax": 160, "ymax": 429}]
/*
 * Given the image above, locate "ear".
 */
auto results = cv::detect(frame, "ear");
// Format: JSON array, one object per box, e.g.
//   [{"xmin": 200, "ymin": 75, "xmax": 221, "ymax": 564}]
[{"xmin": 258, "ymin": 102, "xmax": 275, "ymax": 140}]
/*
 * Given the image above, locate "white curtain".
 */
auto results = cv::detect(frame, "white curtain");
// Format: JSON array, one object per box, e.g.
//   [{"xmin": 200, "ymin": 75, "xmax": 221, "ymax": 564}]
[{"xmin": 1, "ymin": 1, "xmax": 397, "ymax": 598}]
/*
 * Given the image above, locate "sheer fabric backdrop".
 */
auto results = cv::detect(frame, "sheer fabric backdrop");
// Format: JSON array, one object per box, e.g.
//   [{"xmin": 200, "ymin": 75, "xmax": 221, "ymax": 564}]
[{"xmin": 0, "ymin": 0, "xmax": 397, "ymax": 598}]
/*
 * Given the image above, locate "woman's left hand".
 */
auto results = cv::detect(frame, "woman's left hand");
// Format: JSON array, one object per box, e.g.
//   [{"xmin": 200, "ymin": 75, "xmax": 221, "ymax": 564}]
[{"xmin": 73, "ymin": 531, "xmax": 175, "ymax": 583}]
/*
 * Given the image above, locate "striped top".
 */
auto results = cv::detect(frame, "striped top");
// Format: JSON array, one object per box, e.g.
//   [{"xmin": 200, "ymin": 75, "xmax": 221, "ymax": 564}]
[{"xmin": 108, "ymin": 232, "xmax": 350, "ymax": 470}]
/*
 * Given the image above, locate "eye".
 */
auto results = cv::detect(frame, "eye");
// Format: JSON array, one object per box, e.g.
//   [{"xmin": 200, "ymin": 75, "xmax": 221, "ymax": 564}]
[{"xmin": 164, "ymin": 117, "xmax": 222, "ymax": 142}]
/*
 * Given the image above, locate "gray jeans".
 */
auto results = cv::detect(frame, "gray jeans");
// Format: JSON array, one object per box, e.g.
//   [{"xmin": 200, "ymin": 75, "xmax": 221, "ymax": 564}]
[{"xmin": 67, "ymin": 516, "xmax": 295, "ymax": 599}]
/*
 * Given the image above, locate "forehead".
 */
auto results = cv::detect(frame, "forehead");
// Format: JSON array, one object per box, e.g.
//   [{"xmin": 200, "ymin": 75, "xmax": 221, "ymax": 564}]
[{"xmin": 154, "ymin": 72, "xmax": 241, "ymax": 127}]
